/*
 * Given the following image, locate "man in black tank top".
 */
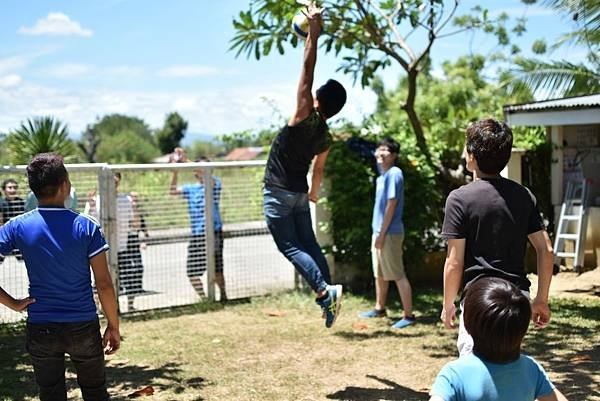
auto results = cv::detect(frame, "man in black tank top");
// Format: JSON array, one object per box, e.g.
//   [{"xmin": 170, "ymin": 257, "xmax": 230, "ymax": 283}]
[
  {"xmin": 439, "ymin": 119, "xmax": 555, "ymax": 355},
  {"xmin": 263, "ymin": 3, "xmax": 346, "ymax": 328}
]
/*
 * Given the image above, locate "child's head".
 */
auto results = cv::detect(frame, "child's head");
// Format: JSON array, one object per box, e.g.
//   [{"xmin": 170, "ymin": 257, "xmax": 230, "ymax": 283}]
[
  {"xmin": 316, "ymin": 79, "xmax": 346, "ymax": 119},
  {"xmin": 2, "ymin": 179, "xmax": 19, "ymax": 198},
  {"xmin": 26, "ymin": 153, "xmax": 70, "ymax": 202},
  {"xmin": 465, "ymin": 119, "xmax": 513, "ymax": 175},
  {"xmin": 375, "ymin": 137, "xmax": 400, "ymax": 167},
  {"xmin": 464, "ymin": 276, "xmax": 531, "ymax": 363}
]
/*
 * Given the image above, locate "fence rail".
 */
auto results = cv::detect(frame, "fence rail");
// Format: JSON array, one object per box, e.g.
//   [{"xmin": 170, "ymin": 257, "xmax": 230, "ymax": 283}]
[{"xmin": 0, "ymin": 161, "xmax": 295, "ymax": 324}]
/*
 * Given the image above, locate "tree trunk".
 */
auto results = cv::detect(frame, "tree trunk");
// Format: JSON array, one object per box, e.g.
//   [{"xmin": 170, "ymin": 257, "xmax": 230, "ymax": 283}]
[{"xmin": 402, "ymin": 70, "xmax": 434, "ymax": 169}]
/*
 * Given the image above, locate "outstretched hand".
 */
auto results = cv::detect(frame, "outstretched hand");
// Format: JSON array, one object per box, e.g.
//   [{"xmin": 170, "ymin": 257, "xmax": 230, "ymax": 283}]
[{"xmin": 303, "ymin": 3, "xmax": 324, "ymax": 37}]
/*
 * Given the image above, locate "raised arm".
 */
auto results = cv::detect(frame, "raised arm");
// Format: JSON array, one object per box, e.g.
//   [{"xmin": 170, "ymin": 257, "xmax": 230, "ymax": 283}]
[
  {"xmin": 168, "ymin": 148, "xmax": 187, "ymax": 196},
  {"xmin": 528, "ymin": 229, "xmax": 553, "ymax": 328},
  {"xmin": 441, "ymin": 238, "xmax": 465, "ymax": 329},
  {"xmin": 90, "ymin": 252, "xmax": 120, "ymax": 354},
  {"xmin": 289, "ymin": 4, "xmax": 323, "ymax": 126}
]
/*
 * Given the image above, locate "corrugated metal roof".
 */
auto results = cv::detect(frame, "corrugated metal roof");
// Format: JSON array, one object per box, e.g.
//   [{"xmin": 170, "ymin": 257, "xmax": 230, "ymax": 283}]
[{"xmin": 503, "ymin": 93, "xmax": 600, "ymax": 113}]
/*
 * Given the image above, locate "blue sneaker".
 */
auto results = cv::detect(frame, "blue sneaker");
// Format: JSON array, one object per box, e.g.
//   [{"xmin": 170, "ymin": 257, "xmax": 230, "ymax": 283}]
[
  {"xmin": 316, "ymin": 285, "xmax": 343, "ymax": 328},
  {"xmin": 359, "ymin": 309, "xmax": 387, "ymax": 318},
  {"xmin": 392, "ymin": 315, "xmax": 416, "ymax": 329}
]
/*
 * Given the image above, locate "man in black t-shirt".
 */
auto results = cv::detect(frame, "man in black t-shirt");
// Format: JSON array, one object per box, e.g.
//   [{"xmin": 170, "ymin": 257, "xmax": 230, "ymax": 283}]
[
  {"xmin": 263, "ymin": 4, "xmax": 346, "ymax": 328},
  {"xmin": 440, "ymin": 119, "xmax": 554, "ymax": 356}
]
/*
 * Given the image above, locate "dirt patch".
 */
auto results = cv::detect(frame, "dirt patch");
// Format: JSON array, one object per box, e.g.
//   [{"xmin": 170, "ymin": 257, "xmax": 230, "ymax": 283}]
[{"xmin": 529, "ymin": 268, "xmax": 600, "ymax": 299}]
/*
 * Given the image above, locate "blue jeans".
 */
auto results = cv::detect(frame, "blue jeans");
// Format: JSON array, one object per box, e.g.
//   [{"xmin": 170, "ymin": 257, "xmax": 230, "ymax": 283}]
[{"xmin": 264, "ymin": 186, "xmax": 330, "ymax": 292}]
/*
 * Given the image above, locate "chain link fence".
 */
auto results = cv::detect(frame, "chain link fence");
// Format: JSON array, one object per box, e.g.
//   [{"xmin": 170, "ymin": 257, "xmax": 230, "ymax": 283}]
[{"xmin": 0, "ymin": 161, "xmax": 295, "ymax": 323}]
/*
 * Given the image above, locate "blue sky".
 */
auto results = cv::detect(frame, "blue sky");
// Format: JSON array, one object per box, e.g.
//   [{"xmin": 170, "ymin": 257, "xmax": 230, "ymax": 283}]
[{"xmin": 0, "ymin": 1, "xmax": 584, "ymax": 141}]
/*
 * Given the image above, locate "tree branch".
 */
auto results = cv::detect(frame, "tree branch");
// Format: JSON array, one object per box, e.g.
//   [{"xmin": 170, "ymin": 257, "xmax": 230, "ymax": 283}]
[
  {"xmin": 434, "ymin": 0, "xmax": 458, "ymax": 35},
  {"xmin": 368, "ymin": 0, "xmax": 417, "ymax": 61},
  {"xmin": 352, "ymin": 0, "xmax": 410, "ymax": 70}
]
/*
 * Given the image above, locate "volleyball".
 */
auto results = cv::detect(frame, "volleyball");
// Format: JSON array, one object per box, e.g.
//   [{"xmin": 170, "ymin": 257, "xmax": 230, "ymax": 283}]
[{"xmin": 291, "ymin": 11, "xmax": 310, "ymax": 39}]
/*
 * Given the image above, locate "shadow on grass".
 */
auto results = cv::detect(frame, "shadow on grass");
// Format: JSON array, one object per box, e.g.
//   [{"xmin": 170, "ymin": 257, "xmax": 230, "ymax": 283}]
[
  {"xmin": 523, "ymin": 300, "xmax": 600, "ymax": 401},
  {"xmin": 327, "ymin": 375, "xmax": 429, "ymax": 401},
  {"xmin": 0, "ymin": 325, "xmax": 210, "ymax": 401},
  {"xmin": 334, "ymin": 330, "xmax": 423, "ymax": 340},
  {"xmin": 120, "ymin": 297, "xmax": 251, "ymax": 323}
]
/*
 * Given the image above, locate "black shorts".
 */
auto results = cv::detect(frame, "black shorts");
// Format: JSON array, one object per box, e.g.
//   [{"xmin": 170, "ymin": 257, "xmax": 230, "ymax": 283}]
[{"xmin": 186, "ymin": 230, "xmax": 224, "ymax": 278}]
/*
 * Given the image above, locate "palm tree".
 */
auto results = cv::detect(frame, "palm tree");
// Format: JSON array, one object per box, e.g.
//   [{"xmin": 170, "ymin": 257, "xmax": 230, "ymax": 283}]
[
  {"xmin": 6, "ymin": 116, "xmax": 75, "ymax": 164},
  {"xmin": 505, "ymin": 0, "xmax": 599, "ymax": 99}
]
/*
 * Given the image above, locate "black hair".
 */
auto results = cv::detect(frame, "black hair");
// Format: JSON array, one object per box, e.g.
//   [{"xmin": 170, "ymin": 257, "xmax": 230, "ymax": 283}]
[
  {"xmin": 376, "ymin": 137, "xmax": 400, "ymax": 154},
  {"xmin": 465, "ymin": 119, "xmax": 513, "ymax": 175},
  {"xmin": 26, "ymin": 153, "xmax": 68, "ymax": 200},
  {"xmin": 463, "ymin": 277, "xmax": 531, "ymax": 363},
  {"xmin": 114, "ymin": 172, "xmax": 122, "ymax": 180},
  {"xmin": 316, "ymin": 79, "xmax": 347, "ymax": 118},
  {"xmin": 2, "ymin": 178, "xmax": 18, "ymax": 190},
  {"xmin": 195, "ymin": 156, "xmax": 210, "ymax": 162}
]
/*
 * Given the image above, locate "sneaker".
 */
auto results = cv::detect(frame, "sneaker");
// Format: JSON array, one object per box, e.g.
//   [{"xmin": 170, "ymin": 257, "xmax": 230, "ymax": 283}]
[
  {"xmin": 359, "ymin": 308, "xmax": 387, "ymax": 318},
  {"xmin": 392, "ymin": 315, "xmax": 416, "ymax": 329},
  {"xmin": 316, "ymin": 284, "xmax": 343, "ymax": 328}
]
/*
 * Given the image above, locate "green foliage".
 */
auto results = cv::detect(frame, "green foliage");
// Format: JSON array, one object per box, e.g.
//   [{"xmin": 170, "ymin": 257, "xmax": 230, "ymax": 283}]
[
  {"xmin": 505, "ymin": 0, "xmax": 600, "ymax": 98},
  {"xmin": 155, "ymin": 112, "xmax": 189, "ymax": 154},
  {"xmin": 231, "ymin": 1, "xmax": 515, "ymax": 88},
  {"xmin": 87, "ymin": 114, "xmax": 160, "ymax": 163},
  {"xmin": 324, "ymin": 137, "xmax": 375, "ymax": 270},
  {"xmin": 5, "ymin": 116, "xmax": 76, "ymax": 164},
  {"xmin": 78, "ymin": 126, "xmax": 100, "ymax": 162},
  {"xmin": 96, "ymin": 130, "xmax": 159, "ymax": 164},
  {"xmin": 532, "ymin": 39, "xmax": 547, "ymax": 54},
  {"xmin": 187, "ymin": 140, "xmax": 225, "ymax": 160},
  {"xmin": 325, "ymin": 57, "xmax": 545, "ymax": 270},
  {"xmin": 219, "ymin": 128, "xmax": 277, "ymax": 154}
]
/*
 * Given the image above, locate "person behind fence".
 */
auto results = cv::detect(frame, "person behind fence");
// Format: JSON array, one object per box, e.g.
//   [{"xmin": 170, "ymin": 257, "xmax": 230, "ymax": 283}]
[
  {"xmin": 440, "ymin": 119, "xmax": 555, "ymax": 356},
  {"xmin": 430, "ymin": 277, "xmax": 568, "ymax": 401},
  {"xmin": 169, "ymin": 150, "xmax": 226, "ymax": 301},
  {"xmin": 263, "ymin": 3, "xmax": 346, "ymax": 328},
  {"xmin": 85, "ymin": 172, "xmax": 145, "ymax": 312},
  {"xmin": 1, "ymin": 178, "xmax": 26, "ymax": 225},
  {"xmin": 359, "ymin": 138, "xmax": 415, "ymax": 329},
  {"xmin": 0, "ymin": 178, "xmax": 26, "ymax": 263},
  {"xmin": 0, "ymin": 153, "xmax": 120, "ymax": 401},
  {"xmin": 25, "ymin": 184, "xmax": 78, "ymax": 211}
]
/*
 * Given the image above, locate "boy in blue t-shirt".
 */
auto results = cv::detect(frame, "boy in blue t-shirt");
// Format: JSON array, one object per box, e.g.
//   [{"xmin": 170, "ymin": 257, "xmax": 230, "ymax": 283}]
[
  {"xmin": 169, "ymin": 151, "xmax": 226, "ymax": 300},
  {"xmin": 430, "ymin": 277, "xmax": 567, "ymax": 401},
  {"xmin": 0, "ymin": 153, "xmax": 120, "ymax": 401},
  {"xmin": 359, "ymin": 138, "xmax": 415, "ymax": 329}
]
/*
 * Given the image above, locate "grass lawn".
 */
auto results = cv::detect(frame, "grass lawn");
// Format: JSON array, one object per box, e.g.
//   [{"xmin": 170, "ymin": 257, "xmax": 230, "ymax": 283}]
[{"xmin": 1, "ymin": 288, "xmax": 598, "ymax": 401}]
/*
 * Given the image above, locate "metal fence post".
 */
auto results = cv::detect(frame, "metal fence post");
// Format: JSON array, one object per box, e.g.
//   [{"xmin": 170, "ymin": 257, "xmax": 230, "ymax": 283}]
[
  {"xmin": 99, "ymin": 167, "xmax": 120, "ymax": 312},
  {"xmin": 203, "ymin": 167, "xmax": 216, "ymax": 302}
]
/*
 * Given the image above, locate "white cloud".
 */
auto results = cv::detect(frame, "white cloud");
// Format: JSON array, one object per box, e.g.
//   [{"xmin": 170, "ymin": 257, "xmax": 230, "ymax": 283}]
[
  {"xmin": 0, "ymin": 74, "xmax": 22, "ymax": 88},
  {"xmin": 157, "ymin": 65, "xmax": 222, "ymax": 78},
  {"xmin": 0, "ymin": 80, "xmax": 375, "ymax": 137},
  {"xmin": 18, "ymin": 12, "xmax": 93, "ymax": 37},
  {"xmin": 46, "ymin": 63, "xmax": 93, "ymax": 78},
  {"xmin": 0, "ymin": 55, "xmax": 30, "ymax": 75}
]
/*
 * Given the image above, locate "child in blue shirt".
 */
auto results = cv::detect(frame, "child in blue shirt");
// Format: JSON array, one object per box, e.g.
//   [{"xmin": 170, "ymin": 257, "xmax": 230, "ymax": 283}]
[
  {"xmin": 0, "ymin": 153, "xmax": 120, "ymax": 401},
  {"xmin": 430, "ymin": 277, "xmax": 567, "ymax": 401}
]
